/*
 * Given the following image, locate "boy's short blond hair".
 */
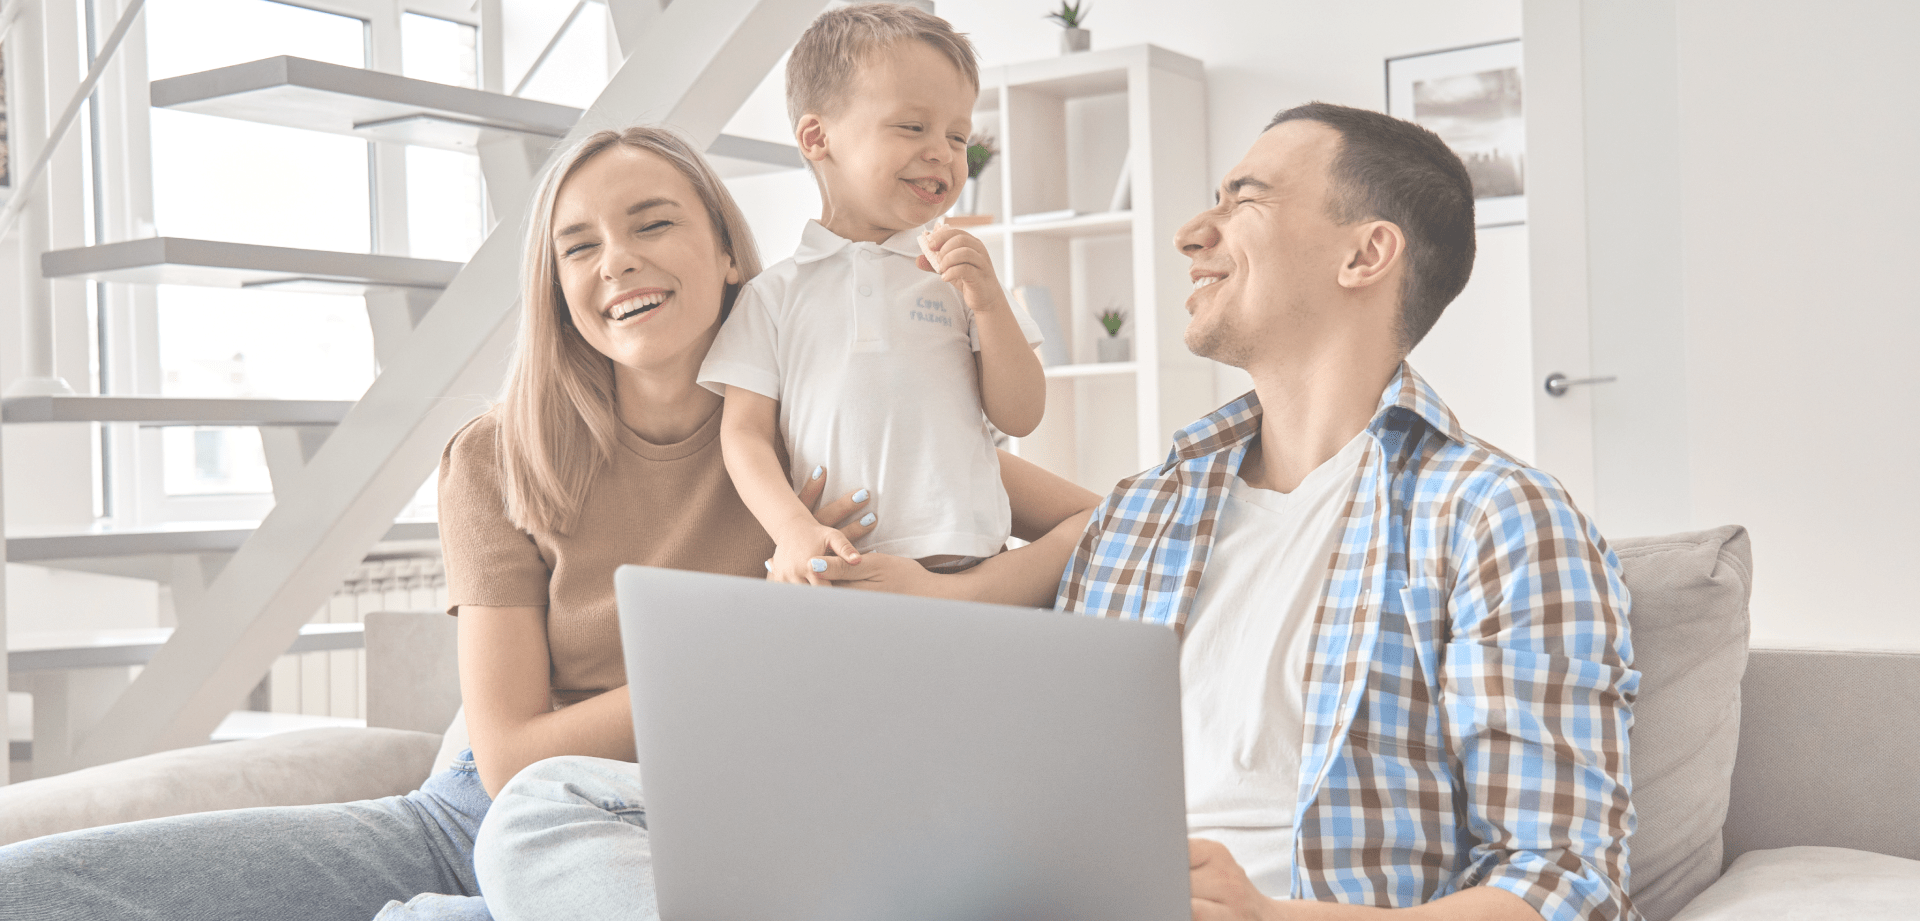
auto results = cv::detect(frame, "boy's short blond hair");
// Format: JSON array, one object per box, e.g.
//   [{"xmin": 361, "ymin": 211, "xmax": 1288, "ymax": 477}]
[{"xmin": 785, "ymin": 3, "xmax": 979, "ymax": 126}]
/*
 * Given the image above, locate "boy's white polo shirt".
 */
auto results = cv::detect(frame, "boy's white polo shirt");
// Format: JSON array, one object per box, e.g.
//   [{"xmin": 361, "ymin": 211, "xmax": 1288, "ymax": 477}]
[{"xmin": 698, "ymin": 220, "xmax": 1042, "ymax": 560}]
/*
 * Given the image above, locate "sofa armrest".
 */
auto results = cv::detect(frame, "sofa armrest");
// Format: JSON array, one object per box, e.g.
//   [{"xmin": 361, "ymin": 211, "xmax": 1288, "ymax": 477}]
[{"xmin": 0, "ymin": 727, "xmax": 441, "ymax": 847}]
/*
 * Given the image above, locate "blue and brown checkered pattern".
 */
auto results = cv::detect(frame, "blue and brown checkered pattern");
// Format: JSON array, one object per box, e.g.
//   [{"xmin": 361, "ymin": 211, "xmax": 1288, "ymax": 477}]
[{"xmin": 1058, "ymin": 364, "xmax": 1641, "ymax": 921}]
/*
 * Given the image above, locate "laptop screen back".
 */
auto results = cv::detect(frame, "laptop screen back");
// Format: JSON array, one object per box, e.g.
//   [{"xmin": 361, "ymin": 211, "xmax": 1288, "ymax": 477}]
[{"xmin": 617, "ymin": 566, "xmax": 1190, "ymax": 921}]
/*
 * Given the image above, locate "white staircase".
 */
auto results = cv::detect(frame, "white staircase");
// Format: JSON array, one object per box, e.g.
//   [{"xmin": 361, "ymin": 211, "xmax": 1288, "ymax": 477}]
[{"xmin": 2, "ymin": 0, "xmax": 828, "ymax": 779}]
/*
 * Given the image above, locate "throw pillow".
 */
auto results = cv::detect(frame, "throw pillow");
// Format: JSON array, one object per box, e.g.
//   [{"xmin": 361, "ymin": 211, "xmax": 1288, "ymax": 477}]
[{"xmin": 1610, "ymin": 525, "xmax": 1753, "ymax": 921}]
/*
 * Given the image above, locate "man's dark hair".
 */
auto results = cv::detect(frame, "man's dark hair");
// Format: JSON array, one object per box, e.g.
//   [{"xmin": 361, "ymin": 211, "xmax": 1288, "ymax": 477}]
[{"xmin": 1266, "ymin": 102, "xmax": 1475, "ymax": 352}]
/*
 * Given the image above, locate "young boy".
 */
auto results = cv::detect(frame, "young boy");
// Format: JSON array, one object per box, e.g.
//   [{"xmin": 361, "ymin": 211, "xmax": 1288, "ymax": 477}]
[{"xmin": 698, "ymin": 4, "xmax": 1045, "ymax": 584}]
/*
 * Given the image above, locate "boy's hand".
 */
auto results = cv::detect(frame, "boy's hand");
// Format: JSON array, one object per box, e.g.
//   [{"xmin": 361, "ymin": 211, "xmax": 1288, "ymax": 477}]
[
  {"xmin": 918, "ymin": 225, "xmax": 1009, "ymax": 315},
  {"xmin": 767, "ymin": 519, "xmax": 863, "ymax": 587}
]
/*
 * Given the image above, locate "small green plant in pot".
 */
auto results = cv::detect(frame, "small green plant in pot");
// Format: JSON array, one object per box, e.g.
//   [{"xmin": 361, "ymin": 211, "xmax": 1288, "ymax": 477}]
[
  {"xmin": 958, "ymin": 132, "xmax": 997, "ymax": 216},
  {"xmin": 1047, "ymin": 1, "xmax": 1091, "ymax": 54},
  {"xmin": 1095, "ymin": 304, "xmax": 1130, "ymax": 363}
]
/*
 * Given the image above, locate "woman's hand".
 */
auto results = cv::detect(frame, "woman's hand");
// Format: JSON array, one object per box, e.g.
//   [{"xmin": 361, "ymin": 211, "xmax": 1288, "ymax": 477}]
[{"xmin": 766, "ymin": 466, "xmax": 877, "ymax": 585}]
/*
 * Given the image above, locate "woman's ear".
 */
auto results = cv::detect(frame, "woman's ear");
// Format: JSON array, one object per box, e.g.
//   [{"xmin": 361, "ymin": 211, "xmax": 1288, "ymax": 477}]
[
  {"xmin": 725, "ymin": 259, "xmax": 742, "ymax": 286},
  {"xmin": 795, "ymin": 114, "xmax": 830, "ymax": 162}
]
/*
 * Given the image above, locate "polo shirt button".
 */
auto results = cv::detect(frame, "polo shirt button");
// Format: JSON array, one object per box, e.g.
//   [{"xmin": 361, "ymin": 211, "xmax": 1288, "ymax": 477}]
[{"xmin": 859, "ymin": 285, "xmax": 872, "ymax": 296}]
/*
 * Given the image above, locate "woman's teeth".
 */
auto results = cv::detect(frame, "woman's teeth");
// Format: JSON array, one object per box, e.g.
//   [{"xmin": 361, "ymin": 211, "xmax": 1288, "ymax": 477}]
[{"xmin": 613, "ymin": 291, "xmax": 667, "ymax": 320}]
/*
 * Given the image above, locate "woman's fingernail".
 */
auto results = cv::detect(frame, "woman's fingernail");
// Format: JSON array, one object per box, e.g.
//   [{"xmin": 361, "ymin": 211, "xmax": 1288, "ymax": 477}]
[
  {"xmin": 764, "ymin": 560, "xmax": 771, "ymax": 572},
  {"xmin": 810, "ymin": 558, "xmax": 829, "ymax": 573},
  {"xmin": 810, "ymin": 465, "xmax": 824, "ymax": 481},
  {"xmin": 852, "ymin": 489, "xmax": 870, "ymax": 503},
  {"xmin": 859, "ymin": 513, "xmax": 876, "ymax": 527}
]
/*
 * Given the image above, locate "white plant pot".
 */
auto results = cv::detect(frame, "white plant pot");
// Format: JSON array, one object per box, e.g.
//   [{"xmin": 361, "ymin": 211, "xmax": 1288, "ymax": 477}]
[
  {"xmin": 1096, "ymin": 335, "xmax": 1131, "ymax": 363},
  {"xmin": 957, "ymin": 182, "xmax": 980, "ymax": 216},
  {"xmin": 1060, "ymin": 28, "xmax": 1090, "ymax": 54}
]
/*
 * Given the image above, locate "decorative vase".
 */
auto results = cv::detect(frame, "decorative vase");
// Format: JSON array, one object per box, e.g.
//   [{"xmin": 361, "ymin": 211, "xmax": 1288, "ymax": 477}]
[
  {"xmin": 1060, "ymin": 28, "xmax": 1090, "ymax": 55},
  {"xmin": 957, "ymin": 181, "xmax": 980, "ymax": 216},
  {"xmin": 1096, "ymin": 335, "xmax": 1131, "ymax": 363}
]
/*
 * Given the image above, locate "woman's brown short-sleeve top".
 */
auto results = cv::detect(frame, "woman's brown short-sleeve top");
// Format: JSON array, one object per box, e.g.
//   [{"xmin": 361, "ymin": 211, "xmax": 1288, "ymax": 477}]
[{"xmin": 437, "ymin": 406, "xmax": 773, "ymax": 706}]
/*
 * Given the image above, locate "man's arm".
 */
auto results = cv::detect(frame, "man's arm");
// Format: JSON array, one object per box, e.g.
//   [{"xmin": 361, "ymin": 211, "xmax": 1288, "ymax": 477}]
[
  {"xmin": 1436, "ymin": 466, "xmax": 1638, "ymax": 921},
  {"xmin": 819, "ymin": 451, "xmax": 1098, "ymax": 607},
  {"xmin": 1188, "ymin": 840, "xmax": 1543, "ymax": 921}
]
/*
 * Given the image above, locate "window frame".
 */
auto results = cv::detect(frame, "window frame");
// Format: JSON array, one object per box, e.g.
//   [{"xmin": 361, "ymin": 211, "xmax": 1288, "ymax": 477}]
[{"xmin": 87, "ymin": 0, "xmax": 485, "ymax": 527}]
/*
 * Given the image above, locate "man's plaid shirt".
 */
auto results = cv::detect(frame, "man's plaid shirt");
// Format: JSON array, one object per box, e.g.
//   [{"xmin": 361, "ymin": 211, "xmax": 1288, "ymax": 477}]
[{"xmin": 1057, "ymin": 364, "xmax": 1640, "ymax": 921}]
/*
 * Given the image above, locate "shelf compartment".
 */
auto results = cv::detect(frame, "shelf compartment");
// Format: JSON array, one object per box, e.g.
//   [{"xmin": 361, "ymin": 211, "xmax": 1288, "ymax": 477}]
[{"xmin": 1043, "ymin": 361, "xmax": 1138, "ymax": 379}]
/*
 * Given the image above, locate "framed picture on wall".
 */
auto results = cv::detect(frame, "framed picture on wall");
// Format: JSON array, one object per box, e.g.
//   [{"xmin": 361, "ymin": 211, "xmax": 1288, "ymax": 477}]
[{"xmin": 1386, "ymin": 39, "xmax": 1523, "ymax": 228}]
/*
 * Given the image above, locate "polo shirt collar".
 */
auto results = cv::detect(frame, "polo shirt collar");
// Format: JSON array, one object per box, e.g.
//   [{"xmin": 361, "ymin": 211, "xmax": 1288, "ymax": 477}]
[{"xmin": 792, "ymin": 219, "xmax": 929, "ymax": 265}]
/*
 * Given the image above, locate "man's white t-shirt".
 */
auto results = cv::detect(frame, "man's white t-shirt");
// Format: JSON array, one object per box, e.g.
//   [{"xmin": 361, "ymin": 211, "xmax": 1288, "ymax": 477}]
[
  {"xmin": 1181, "ymin": 431, "xmax": 1369, "ymax": 897},
  {"xmin": 697, "ymin": 220, "xmax": 1042, "ymax": 560}
]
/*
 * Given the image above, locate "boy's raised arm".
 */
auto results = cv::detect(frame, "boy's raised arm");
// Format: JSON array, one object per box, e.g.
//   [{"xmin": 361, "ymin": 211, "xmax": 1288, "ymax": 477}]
[
  {"xmin": 719, "ymin": 387, "xmax": 862, "ymax": 585},
  {"xmin": 920, "ymin": 226, "xmax": 1046, "ymax": 436}
]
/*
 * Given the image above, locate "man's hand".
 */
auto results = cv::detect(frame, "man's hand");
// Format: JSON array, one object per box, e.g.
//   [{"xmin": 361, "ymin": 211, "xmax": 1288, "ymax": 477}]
[
  {"xmin": 918, "ymin": 224, "xmax": 1009, "ymax": 315},
  {"xmin": 1191, "ymin": 839, "xmax": 1285, "ymax": 921},
  {"xmin": 1188, "ymin": 838, "xmax": 1545, "ymax": 921}
]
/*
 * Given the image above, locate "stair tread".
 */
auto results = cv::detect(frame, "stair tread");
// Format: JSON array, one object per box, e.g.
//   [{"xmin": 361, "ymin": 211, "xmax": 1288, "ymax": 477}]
[
  {"xmin": 6, "ymin": 520, "xmax": 438, "ymax": 561},
  {"xmin": 42, "ymin": 237, "xmax": 462, "ymax": 292},
  {"xmin": 152, "ymin": 55, "xmax": 578, "ymax": 151},
  {"xmin": 10, "ymin": 622, "xmax": 366, "ymax": 673},
  {"xmin": 149, "ymin": 55, "xmax": 802, "ymax": 174},
  {"xmin": 3, "ymin": 395, "xmax": 354, "ymax": 426}
]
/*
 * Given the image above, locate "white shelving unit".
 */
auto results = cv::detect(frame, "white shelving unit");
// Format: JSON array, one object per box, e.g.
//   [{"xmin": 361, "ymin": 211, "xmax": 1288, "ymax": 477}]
[{"xmin": 968, "ymin": 45, "xmax": 1215, "ymax": 495}]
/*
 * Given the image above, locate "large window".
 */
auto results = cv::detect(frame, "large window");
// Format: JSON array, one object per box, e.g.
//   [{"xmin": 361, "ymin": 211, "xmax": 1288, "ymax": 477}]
[
  {"xmin": 401, "ymin": 11, "xmax": 485, "ymax": 263},
  {"xmin": 127, "ymin": 0, "xmax": 485, "ymax": 504}
]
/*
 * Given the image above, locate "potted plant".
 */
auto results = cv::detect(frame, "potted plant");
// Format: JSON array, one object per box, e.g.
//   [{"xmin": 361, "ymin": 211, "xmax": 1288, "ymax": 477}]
[
  {"xmin": 956, "ymin": 132, "xmax": 997, "ymax": 218},
  {"xmin": 1046, "ymin": 1, "xmax": 1090, "ymax": 55},
  {"xmin": 1094, "ymin": 304, "xmax": 1130, "ymax": 362}
]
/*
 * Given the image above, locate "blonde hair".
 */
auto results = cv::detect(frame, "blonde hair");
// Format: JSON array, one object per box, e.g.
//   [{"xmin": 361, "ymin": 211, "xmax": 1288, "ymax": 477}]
[
  {"xmin": 497, "ymin": 125, "xmax": 762, "ymax": 535},
  {"xmin": 785, "ymin": 2, "xmax": 979, "ymax": 126}
]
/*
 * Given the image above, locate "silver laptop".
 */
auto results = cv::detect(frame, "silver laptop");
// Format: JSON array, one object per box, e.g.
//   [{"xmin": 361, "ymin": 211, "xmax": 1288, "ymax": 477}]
[{"xmin": 616, "ymin": 565, "xmax": 1190, "ymax": 921}]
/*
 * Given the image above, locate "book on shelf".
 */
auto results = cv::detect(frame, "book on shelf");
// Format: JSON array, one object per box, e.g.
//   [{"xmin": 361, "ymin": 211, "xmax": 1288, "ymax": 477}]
[{"xmin": 1012, "ymin": 285, "xmax": 1070, "ymax": 368}]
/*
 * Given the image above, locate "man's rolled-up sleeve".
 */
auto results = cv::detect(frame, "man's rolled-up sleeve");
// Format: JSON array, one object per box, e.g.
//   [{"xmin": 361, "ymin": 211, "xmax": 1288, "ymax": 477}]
[{"xmin": 1442, "ymin": 467, "xmax": 1641, "ymax": 921}]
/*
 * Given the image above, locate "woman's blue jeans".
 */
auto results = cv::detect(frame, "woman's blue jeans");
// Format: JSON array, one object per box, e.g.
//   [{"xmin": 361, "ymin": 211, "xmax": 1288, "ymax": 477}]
[{"xmin": 0, "ymin": 750, "xmax": 494, "ymax": 921}]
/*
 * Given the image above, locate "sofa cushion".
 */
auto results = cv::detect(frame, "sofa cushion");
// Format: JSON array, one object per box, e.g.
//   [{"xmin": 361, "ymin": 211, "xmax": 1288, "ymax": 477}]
[
  {"xmin": 1669, "ymin": 846, "xmax": 1920, "ymax": 920},
  {"xmin": 1610, "ymin": 526, "xmax": 1753, "ymax": 921},
  {"xmin": 0, "ymin": 727, "xmax": 442, "ymax": 847},
  {"xmin": 1726, "ymin": 649, "xmax": 1920, "ymax": 863}
]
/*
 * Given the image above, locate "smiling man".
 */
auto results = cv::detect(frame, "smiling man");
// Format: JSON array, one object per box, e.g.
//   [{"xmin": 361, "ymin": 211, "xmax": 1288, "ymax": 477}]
[{"xmin": 1057, "ymin": 103, "xmax": 1641, "ymax": 921}]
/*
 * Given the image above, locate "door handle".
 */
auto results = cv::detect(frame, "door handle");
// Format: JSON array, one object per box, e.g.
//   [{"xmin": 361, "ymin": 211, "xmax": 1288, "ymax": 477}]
[{"xmin": 1544, "ymin": 372, "xmax": 1618, "ymax": 397}]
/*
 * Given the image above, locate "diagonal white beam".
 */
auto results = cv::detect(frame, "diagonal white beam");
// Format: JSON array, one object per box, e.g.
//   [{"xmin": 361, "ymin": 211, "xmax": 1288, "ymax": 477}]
[{"xmin": 73, "ymin": 0, "xmax": 831, "ymax": 767}]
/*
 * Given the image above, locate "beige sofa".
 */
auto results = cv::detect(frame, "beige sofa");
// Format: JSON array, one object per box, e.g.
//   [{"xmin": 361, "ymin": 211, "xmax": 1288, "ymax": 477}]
[{"xmin": 3, "ymin": 527, "xmax": 1916, "ymax": 919}]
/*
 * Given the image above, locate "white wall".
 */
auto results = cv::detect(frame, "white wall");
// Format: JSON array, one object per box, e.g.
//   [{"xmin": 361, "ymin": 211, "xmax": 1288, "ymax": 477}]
[
  {"xmin": 1527, "ymin": 0, "xmax": 1920, "ymax": 650},
  {"xmin": 1676, "ymin": 1, "xmax": 1919, "ymax": 649}
]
